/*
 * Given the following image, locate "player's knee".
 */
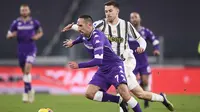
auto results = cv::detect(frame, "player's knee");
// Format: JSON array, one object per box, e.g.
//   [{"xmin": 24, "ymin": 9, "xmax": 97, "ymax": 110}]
[
  {"xmin": 24, "ymin": 63, "xmax": 32, "ymax": 74},
  {"xmin": 118, "ymin": 84, "xmax": 131, "ymax": 101},
  {"xmin": 136, "ymin": 92, "xmax": 145, "ymax": 99},
  {"xmin": 141, "ymin": 75, "xmax": 149, "ymax": 86},
  {"xmin": 85, "ymin": 90, "xmax": 96, "ymax": 100},
  {"xmin": 132, "ymin": 87, "xmax": 145, "ymax": 99}
]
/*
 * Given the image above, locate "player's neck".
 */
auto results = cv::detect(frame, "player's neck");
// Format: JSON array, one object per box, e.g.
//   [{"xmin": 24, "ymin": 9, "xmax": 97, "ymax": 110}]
[
  {"xmin": 86, "ymin": 27, "xmax": 94, "ymax": 38},
  {"xmin": 21, "ymin": 16, "xmax": 30, "ymax": 22},
  {"xmin": 109, "ymin": 17, "xmax": 119, "ymax": 25},
  {"xmin": 135, "ymin": 24, "xmax": 141, "ymax": 30}
]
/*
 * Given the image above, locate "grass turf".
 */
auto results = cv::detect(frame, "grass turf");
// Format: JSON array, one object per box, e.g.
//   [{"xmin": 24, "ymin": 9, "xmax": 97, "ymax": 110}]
[{"xmin": 0, "ymin": 94, "xmax": 199, "ymax": 112}]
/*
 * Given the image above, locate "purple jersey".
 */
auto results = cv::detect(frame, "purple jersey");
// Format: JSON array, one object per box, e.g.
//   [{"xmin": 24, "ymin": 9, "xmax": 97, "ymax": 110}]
[
  {"xmin": 128, "ymin": 26, "xmax": 159, "ymax": 65},
  {"xmin": 72, "ymin": 29, "xmax": 126, "ymax": 90},
  {"xmin": 9, "ymin": 17, "xmax": 42, "ymax": 54},
  {"xmin": 73, "ymin": 29, "xmax": 123, "ymax": 71}
]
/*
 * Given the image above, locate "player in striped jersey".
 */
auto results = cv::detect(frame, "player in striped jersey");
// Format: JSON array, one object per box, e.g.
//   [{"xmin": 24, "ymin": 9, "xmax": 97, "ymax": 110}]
[{"xmin": 62, "ymin": 1, "xmax": 174, "ymax": 112}]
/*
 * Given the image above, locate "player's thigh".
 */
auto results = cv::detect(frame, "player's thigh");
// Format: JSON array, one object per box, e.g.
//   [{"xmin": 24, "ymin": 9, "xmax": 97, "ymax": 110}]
[
  {"xmin": 127, "ymin": 72, "xmax": 139, "ymax": 90},
  {"xmin": 117, "ymin": 83, "xmax": 131, "ymax": 101},
  {"xmin": 140, "ymin": 65, "xmax": 151, "ymax": 84},
  {"xmin": 89, "ymin": 72, "xmax": 111, "ymax": 92},
  {"xmin": 24, "ymin": 54, "xmax": 36, "ymax": 74},
  {"xmin": 85, "ymin": 84, "xmax": 101, "ymax": 98},
  {"xmin": 107, "ymin": 65, "xmax": 127, "ymax": 90},
  {"xmin": 130, "ymin": 85, "xmax": 144, "ymax": 99}
]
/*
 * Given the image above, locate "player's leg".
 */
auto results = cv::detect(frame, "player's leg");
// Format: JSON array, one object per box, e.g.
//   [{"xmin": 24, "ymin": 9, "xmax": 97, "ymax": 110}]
[
  {"xmin": 110, "ymin": 64, "xmax": 142, "ymax": 112},
  {"xmin": 18, "ymin": 54, "xmax": 29, "ymax": 103},
  {"xmin": 127, "ymin": 72, "xmax": 174, "ymax": 111},
  {"xmin": 139, "ymin": 65, "xmax": 151, "ymax": 108},
  {"xmin": 85, "ymin": 84, "xmax": 121, "ymax": 104},
  {"xmin": 117, "ymin": 84, "xmax": 142, "ymax": 112},
  {"xmin": 131, "ymin": 85, "xmax": 174, "ymax": 111},
  {"xmin": 86, "ymin": 70, "xmax": 129, "ymax": 112},
  {"xmin": 23, "ymin": 54, "xmax": 36, "ymax": 103}
]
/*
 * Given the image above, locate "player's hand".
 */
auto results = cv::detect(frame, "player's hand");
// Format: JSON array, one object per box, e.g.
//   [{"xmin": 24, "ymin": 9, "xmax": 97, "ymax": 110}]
[
  {"xmin": 153, "ymin": 50, "xmax": 160, "ymax": 56},
  {"xmin": 7, "ymin": 31, "xmax": 17, "ymax": 39},
  {"xmin": 62, "ymin": 22, "xmax": 74, "ymax": 32},
  {"xmin": 68, "ymin": 61, "xmax": 79, "ymax": 69},
  {"xmin": 32, "ymin": 35, "xmax": 39, "ymax": 40},
  {"xmin": 136, "ymin": 47, "xmax": 144, "ymax": 54},
  {"xmin": 63, "ymin": 39, "xmax": 73, "ymax": 48}
]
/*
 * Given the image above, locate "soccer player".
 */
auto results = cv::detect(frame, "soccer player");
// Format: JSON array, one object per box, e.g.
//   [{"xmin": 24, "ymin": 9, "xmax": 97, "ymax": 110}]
[
  {"xmin": 63, "ymin": 15, "xmax": 142, "ymax": 112},
  {"xmin": 129, "ymin": 12, "xmax": 160, "ymax": 108},
  {"xmin": 62, "ymin": 1, "xmax": 174, "ymax": 112},
  {"xmin": 6, "ymin": 4, "xmax": 43, "ymax": 103}
]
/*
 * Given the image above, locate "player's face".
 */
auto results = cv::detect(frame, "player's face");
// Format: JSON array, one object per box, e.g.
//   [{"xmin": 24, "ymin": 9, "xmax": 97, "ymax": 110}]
[
  {"xmin": 77, "ymin": 18, "xmax": 90, "ymax": 36},
  {"xmin": 105, "ymin": 5, "xmax": 119, "ymax": 22},
  {"xmin": 20, "ymin": 6, "xmax": 30, "ymax": 18},
  {"xmin": 130, "ymin": 13, "xmax": 141, "ymax": 26}
]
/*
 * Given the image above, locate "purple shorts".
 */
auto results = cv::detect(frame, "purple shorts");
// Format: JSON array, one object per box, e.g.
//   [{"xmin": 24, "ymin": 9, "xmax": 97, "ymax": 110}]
[
  {"xmin": 18, "ymin": 52, "xmax": 36, "ymax": 69},
  {"xmin": 133, "ymin": 63, "xmax": 151, "ymax": 75},
  {"xmin": 89, "ymin": 64, "xmax": 127, "ymax": 92}
]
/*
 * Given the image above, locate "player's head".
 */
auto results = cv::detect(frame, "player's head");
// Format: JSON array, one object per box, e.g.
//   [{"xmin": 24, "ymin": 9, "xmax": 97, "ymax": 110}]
[
  {"xmin": 130, "ymin": 12, "xmax": 141, "ymax": 27},
  {"xmin": 104, "ymin": 1, "xmax": 120, "ymax": 22},
  {"xmin": 77, "ymin": 15, "xmax": 94, "ymax": 37},
  {"xmin": 20, "ymin": 4, "xmax": 31, "ymax": 18}
]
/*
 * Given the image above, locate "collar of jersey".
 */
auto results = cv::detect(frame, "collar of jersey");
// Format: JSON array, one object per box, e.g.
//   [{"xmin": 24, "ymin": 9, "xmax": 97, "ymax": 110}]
[
  {"xmin": 17, "ymin": 17, "xmax": 32, "ymax": 22},
  {"xmin": 107, "ymin": 18, "xmax": 120, "ymax": 26},
  {"xmin": 87, "ymin": 28, "xmax": 95, "ymax": 41}
]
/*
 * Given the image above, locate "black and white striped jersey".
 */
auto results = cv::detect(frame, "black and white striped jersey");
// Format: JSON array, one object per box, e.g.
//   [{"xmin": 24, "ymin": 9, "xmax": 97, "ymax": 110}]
[{"xmin": 93, "ymin": 18, "xmax": 141, "ymax": 56}]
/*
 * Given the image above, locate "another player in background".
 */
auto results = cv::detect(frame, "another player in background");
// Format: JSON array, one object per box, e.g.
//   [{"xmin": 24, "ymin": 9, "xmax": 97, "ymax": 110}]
[
  {"xmin": 63, "ymin": 15, "xmax": 142, "ymax": 112},
  {"xmin": 129, "ymin": 12, "xmax": 160, "ymax": 108},
  {"xmin": 6, "ymin": 4, "xmax": 43, "ymax": 103}
]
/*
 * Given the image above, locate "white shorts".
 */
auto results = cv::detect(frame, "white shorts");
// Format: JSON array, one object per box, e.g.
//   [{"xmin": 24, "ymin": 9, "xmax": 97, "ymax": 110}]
[{"xmin": 122, "ymin": 49, "xmax": 139, "ymax": 90}]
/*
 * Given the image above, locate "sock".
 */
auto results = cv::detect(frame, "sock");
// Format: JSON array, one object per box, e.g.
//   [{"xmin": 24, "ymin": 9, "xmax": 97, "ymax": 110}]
[
  {"xmin": 23, "ymin": 74, "xmax": 32, "ymax": 93},
  {"xmin": 93, "ymin": 91, "xmax": 121, "ymax": 104},
  {"xmin": 127, "ymin": 97, "xmax": 142, "ymax": 112},
  {"xmin": 143, "ymin": 83, "xmax": 150, "ymax": 106},
  {"xmin": 151, "ymin": 93, "xmax": 164, "ymax": 102}
]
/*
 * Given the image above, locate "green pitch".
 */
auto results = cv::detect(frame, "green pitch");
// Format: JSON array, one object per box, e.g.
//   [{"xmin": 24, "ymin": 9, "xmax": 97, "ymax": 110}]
[{"xmin": 0, "ymin": 94, "xmax": 200, "ymax": 112}]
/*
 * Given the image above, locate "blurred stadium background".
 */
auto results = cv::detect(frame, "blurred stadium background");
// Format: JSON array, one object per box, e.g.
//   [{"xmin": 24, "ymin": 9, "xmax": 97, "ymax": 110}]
[{"xmin": 0, "ymin": 0, "xmax": 200, "ymax": 112}]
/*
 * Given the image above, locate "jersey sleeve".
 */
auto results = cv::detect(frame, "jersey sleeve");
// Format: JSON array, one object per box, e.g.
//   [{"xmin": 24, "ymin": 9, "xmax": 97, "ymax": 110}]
[
  {"xmin": 72, "ymin": 35, "xmax": 83, "ymax": 45},
  {"xmin": 78, "ymin": 33, "xmax": 104, "ymax": 68},
  {"xmin": 146, "ymin": 28, "xmax": 159, "ymax": 50},
  {"xmin": 93, "ymin": 19, "xmax": 105, "ymax": 31},
  {"xmin": 34, "ymin": 20, "xmax": 43, "ymax": 32},
  {"xmin": 128, "ymin": 22, "xmax": 146, "ymax": 50},
  {"xmin": 9, "ymin": 20, "xmax": 18, "ymax": 32},
  {"xmin": 127, "ymin": 22, "xmax": 141, "ymax": 40}
]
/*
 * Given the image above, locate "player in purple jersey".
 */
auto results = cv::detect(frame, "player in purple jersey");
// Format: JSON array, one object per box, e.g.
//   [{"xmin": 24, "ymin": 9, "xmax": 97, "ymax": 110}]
[
  {"xmin": 129, "ymin": 12, "xmax": 160, "ymax": 108},
  {"xmin": 6, "ymin": 4, "xmax": 43, "ymax": 103},
  {"xmin": 63, "ymin": 15, "xmax": 142, "ymax": 112}
]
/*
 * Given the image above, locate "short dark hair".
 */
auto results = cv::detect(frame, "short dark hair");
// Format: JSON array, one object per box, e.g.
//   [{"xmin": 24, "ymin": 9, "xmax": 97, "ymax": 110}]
[
  {"xmin": 79, "ymin": 15, "xmax": 93, "ymax": 23},
  {"xmin": 20, "ymin": 4, "xmax": 30, "ymax": 8},
  {"xmin": 104, "ymin": 0, "xmax": 119, "ymax": 9}
]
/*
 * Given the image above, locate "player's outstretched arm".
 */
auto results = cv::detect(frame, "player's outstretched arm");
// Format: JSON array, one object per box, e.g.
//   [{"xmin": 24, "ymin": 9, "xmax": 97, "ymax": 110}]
[
  {"xmin": 76, "ymin": 35, "xmax": 104, "ymax": 69},
  {"xmin": 63, "ymin": 35, "xmax": 83, "ymax": 48},
  {"xmin": 62, "ymin": 23, "xmax": 78, "ymax": 32},
  {"xmin": 62, "ymin": 20, "xmax": 104, "ymax": 32}
]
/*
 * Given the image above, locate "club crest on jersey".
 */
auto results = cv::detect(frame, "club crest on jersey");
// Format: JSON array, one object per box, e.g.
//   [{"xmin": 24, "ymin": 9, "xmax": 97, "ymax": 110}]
[
  {"xmin": 30, "ymin": 21, "xmax": 33, "ymax": 25},
  {"xmin": 106, "ymin": 35, "xmax": 124, "ymax": 43},
  {"xmin": 18, "ymin": 22, "xmax": 22, "ymax": 26}
]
